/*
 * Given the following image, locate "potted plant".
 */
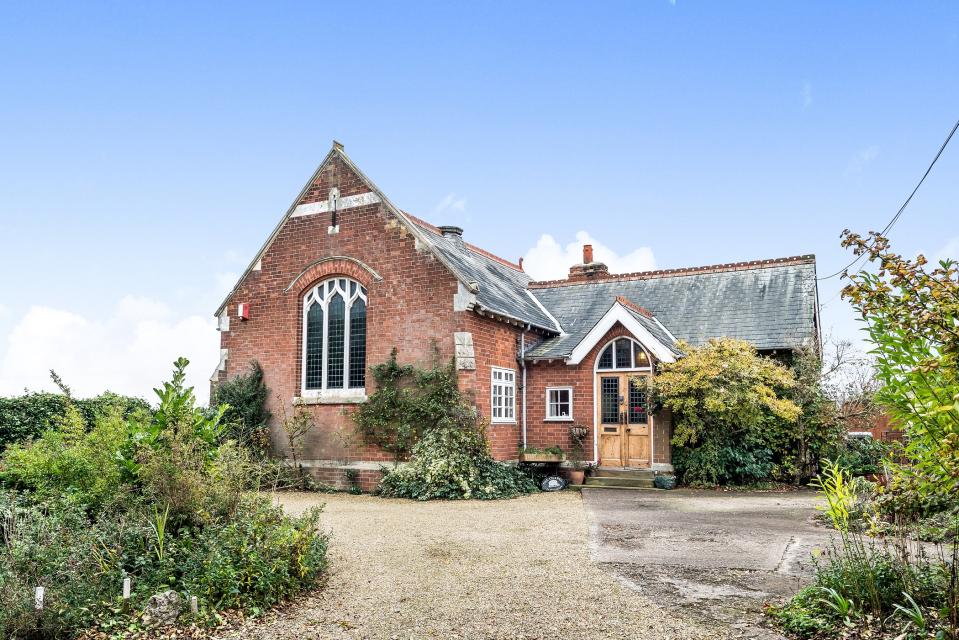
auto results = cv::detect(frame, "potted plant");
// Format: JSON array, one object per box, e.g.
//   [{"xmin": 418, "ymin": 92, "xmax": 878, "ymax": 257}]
[{"xmin": 568, "ymin": 426, "xmax": 588, "ymax": 485}]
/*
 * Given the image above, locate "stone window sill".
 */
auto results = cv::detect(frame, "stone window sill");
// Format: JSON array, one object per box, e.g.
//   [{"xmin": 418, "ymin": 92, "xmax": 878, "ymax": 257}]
[{"xmin": 294, "ymin": 393, "xmax": 367, "ymax": 406}]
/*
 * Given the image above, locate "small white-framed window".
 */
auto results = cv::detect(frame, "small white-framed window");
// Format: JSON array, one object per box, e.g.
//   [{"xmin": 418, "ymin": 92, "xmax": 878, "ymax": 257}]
[
  {"xmin": 546, "ymin": 387, "xmax": 573, "ymax": 421},
  {"xmin": 491, "ymin": 367, "xmax": 516, "ymax": 423}
]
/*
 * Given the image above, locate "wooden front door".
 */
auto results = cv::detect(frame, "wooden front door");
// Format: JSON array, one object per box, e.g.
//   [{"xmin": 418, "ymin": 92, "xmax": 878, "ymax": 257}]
[{"xmin": 596, "ymin": 373, "xmax": 651, "ymax": 468}]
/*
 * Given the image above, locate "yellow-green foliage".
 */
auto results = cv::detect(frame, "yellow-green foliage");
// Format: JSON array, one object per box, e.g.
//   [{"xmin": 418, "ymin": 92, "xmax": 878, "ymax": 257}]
[
  {"xmin": 652, "ymin": 338, "xmax": 802, "ymax": 485},
  {"xmin": 0, "ymin": 404, "xmax": 130, "ymax": 506},
  {"xmin": 656, "ymin": 338, "xmax": 800, "ymax": 447}
]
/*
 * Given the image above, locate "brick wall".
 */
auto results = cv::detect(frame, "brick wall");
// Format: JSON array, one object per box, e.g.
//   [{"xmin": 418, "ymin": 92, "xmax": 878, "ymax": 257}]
[{"xmin": 218, "ymin": 155, "xmax": 461, "ymax": 472}]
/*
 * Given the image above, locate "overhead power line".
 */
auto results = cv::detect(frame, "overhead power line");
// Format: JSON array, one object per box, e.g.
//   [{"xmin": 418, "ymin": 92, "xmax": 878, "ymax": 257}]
[{"xmin": 818, "ymin": 115, "xmax": 959, "ymax": 282}]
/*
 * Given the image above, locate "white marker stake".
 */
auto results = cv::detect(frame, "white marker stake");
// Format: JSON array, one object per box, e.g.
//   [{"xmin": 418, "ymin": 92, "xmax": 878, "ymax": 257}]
[
  {"xmin": 35, "ymin": 586, "xmax": 44, "ymax": 611},
  {"xmin": 190, "ymin": 596, "xmax": 198, "ymax": 615},
  {"xmin": 123, "ymin": 577, "xmax": 131, "ymax": 600}
]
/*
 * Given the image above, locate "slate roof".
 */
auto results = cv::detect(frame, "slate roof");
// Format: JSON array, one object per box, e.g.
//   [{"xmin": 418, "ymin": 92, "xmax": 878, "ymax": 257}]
[
  {"xmin": 623, "ymin": 306, "xmax": 685, "ymax": 359},
  {"xmin": 526, "ymin": 257, "xmax": 818, "ymax": 360},
  {"xmin": 407, "ymin": 217, "xmax": 559, "ymax": 332}
]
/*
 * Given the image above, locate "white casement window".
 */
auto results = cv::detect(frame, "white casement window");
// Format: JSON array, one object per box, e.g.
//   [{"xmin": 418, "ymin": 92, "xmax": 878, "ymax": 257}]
[
  {"xmin": 491, "ymin": 367, "xmax": 516, "ymax": 423},
  {"xmin": 546, "ymin": 387, "xmax": 573, "ymax": 421},
  {"xmin": 301, "ymin": 278, "xmax": 367, "ymax": 398}
]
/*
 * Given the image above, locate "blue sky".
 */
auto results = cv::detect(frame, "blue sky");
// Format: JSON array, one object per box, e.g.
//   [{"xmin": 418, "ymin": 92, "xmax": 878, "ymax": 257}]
[{"xmin": 1, "ymin": 2, "xmax": 957, "ymax": 402}]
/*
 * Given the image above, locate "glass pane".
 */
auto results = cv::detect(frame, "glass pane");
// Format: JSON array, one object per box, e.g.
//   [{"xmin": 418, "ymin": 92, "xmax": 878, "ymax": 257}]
[
  {"xmin": 326, "ymin": 293, "xmax": 345, "ymax": 388},
  {"xmin": 305, "ymin": 303, "xmax": 323, "ymax": 390},
  {"xmin": 628, "ymin": 378, "xmax": 648, "ymax": 424},
  {"xmin": 600, "ymin": 377, "xmax": 620, "ymax": 424},
  {"xmin": 634, "ymin": 343, "xmax": 650, "ymax": 367},
  {"xmin": 348, "ymin": 298, "xmax": 366, "ymax": 388},
  {"xmin": 615, "ymin": 339, "xmax": 632, "ymax": 369},
  {"xmin": 598, "ymin": 345, "xmax": 613, "ymax": 369}
]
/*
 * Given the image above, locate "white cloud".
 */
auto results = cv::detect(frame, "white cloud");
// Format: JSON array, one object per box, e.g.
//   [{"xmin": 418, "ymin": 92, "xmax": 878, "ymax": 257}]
[
  {"xmin": 0, "ymin": 304, "xmax": 9, "ymax": 320},
  {"xmin": 801, "ymin": 81, "xmax": 813, "ymax": 109},
  {"xmin": 522, "ymin": 231, "xmax": 656, "ymax": 281},
  {"xmin": 846, "ymin": 145, "xmax": 880, "ymax": 176},
  {"xmin": 0, "ymin": 296, "xmax": 218, "ymax": 404},
  {"xmin": 433, "ymin": 193, "xmax": 467, "ymax": 215}
]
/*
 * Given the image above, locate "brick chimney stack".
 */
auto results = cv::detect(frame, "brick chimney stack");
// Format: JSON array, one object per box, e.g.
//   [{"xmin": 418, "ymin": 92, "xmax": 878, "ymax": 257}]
[{"xmin": 568, "ymin": 243, "xmax": 609, "ymax": 282}]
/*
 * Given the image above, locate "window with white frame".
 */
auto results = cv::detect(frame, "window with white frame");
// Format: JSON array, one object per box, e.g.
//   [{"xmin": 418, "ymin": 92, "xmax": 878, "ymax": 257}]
[
  {"xmin": 546, "ymin": 387, "xmax": 573, "ymax": 421},
  {"xmin": 491, "ymin": 367, "xmax": 516, "ymax": 423},
  {"xmin": 302, "ymin": 278, "xmax": 367, "ymax": 396}
]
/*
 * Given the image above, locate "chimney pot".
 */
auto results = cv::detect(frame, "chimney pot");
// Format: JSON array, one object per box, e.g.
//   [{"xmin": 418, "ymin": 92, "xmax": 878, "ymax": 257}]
[
  {"xmin": 583, "ymin": 244, "xmax": 594, "ymax": 264},
  {"xmin": 438, "ymin": 225, "xmax": 464, "ymax": 240}
]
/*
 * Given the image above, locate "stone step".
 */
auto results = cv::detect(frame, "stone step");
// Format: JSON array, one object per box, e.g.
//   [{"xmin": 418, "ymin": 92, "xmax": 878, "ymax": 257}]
[
  {"xmin": 584, "ymin": 476, "xmax": 656, "ymax": 488},
  {"xmin": 568, "ymin": 483, "xmax": 662, "ymax": 492},
  {"xmin": 591, "ymin": 468, "xmax": 656, "ymax": 480}
]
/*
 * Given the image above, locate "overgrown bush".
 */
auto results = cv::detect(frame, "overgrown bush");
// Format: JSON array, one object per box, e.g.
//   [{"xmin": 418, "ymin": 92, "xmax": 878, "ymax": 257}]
[
  {"xmin": 352, "ymin": 347, "xmax": 465, "ymax": 461},
  {"xmin": 0, "ymin": 405, "xmax": 131, "ymax": 508},
  {"xmin": 824, "ymin": 435, "xmax": 890, "ymax": 476},
  {"xmin": 379, "ymin": 405, "xmax": 536, "ymax": 500},
  {"xmin": 0, "ymin": 358, "xmax": 328, "ymax": 638},
  {"xmin": 370, "ymin": 357, "xmax": 536, "ymax": 500},
  {"xmin": 652, "ymin": 338, "xmax": 803, "ymax": 486}
]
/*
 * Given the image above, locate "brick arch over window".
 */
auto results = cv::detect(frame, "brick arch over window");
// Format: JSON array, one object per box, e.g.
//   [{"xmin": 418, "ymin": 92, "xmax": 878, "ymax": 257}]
[{"xmin": 286, "ymin": 256, "xmax": 382, "ymax": 297}]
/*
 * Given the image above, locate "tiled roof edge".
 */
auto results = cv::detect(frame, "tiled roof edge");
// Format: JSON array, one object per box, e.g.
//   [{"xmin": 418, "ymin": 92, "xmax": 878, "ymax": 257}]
[
  {"xmin": 528, "ymin": 254, "xmax": 816, "ymax": 289},
  {"xmin": 404, "ymin": 212, "xmax": 525, "ymax": 272},
  {"xmin": 615, "ymin": 296, "xmax": 654, "ymax": 318}
]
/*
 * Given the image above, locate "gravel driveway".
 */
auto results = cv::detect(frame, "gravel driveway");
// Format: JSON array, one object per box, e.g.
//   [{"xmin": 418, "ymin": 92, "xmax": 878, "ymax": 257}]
[{"xmin": 216, "ymin": 492, "xmax": 719, "ymax": 640}]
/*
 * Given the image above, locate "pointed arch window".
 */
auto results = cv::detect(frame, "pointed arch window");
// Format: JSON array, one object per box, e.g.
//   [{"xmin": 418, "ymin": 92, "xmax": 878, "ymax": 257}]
[{"xmin": 302, "ymin": 278, "xmax": 367, "ymax": 396}]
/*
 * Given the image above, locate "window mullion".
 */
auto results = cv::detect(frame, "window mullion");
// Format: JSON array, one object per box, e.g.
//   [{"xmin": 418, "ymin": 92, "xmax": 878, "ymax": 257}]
[
  {"xmin": 321, "ymin": 297, "xmax": 329, "ymax": 391},
  {"xmin": 343, "ymin": 298, "xmax": 351, "ymax": 390}
]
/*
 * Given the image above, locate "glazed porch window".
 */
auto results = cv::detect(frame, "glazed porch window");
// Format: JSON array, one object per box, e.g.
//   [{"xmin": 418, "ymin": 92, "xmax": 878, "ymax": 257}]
[{"xmin": 597, "ymin": 337, "xmax": 651, "ymax": 370}]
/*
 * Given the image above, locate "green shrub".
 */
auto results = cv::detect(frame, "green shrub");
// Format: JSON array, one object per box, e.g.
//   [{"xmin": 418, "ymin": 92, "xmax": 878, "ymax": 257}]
[
  {"xmin": 180, "ymin": 496, "xmax": 328, "ymax": 611},
  {"xmin": 824, "ymin": 436, "xmax": 890, "ymax": 476},
  {"xmin": 352, "ymin": 348, "xmax": 466, "ymax": 461},
  {"xmin": 378, "ymin": 403, "xmax": 536, "ymax": 500},
  {"xmin": 0, "ymin": 405, "xmax": 130, "ymax": 508},
  {"xmin": 0, "ymin": 358, "xmax": 329, "ymax": 638},
  {"xmin": 210, "ymin": 360, "xmax": 271, "ymax": 455},
  {"xmin": 652, "ymin": 338, "xmax": 805, "ymax": 486},
  {"xmin": 0, "ymin": 391, "xmax": 149, "ymax": 452}
]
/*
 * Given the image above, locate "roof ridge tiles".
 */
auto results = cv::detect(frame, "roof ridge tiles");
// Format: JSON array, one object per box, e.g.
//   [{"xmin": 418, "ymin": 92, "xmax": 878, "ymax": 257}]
[
  {"xmin": 614, "ymin": 295, "xmax": 654, "ymax": 318},
  {"xmin": 528, "ymin": 254, "xmax": 816, "ymax": 289}
]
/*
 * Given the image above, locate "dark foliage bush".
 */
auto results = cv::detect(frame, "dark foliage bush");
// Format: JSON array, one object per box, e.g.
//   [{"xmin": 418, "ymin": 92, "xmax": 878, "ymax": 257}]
[
  {"xmin": 0, "ymin": 391, "xmax": 149, "ymax": 451},
  {"xmin": 210, "ymin": 360, "xmax": 271, "ymax": 455},
  {"xmin": 824, "ymin": 435, "xmax": 890, "ymax": 476}
]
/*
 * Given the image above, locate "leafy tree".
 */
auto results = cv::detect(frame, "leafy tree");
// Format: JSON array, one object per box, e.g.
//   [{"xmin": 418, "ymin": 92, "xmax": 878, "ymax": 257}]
[
  {"xmin": 652, "ymin": 338, "xmax": 801, "ymax": 485},
  {"xmin": 841, "ymin": 230, "xmax": 959, "ymax": 500}
]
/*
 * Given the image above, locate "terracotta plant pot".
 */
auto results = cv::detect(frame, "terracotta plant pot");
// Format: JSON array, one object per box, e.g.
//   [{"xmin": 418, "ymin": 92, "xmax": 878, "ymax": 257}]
[{"xmin": 568, "ymin": 469, "xmax": 585, "ymax": 485}]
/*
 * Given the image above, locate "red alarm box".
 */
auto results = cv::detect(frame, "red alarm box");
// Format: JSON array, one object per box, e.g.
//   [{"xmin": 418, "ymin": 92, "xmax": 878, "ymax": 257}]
[{"xmin": 237, "ymin": 303, "xmax": 250, "ymax": 320}]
